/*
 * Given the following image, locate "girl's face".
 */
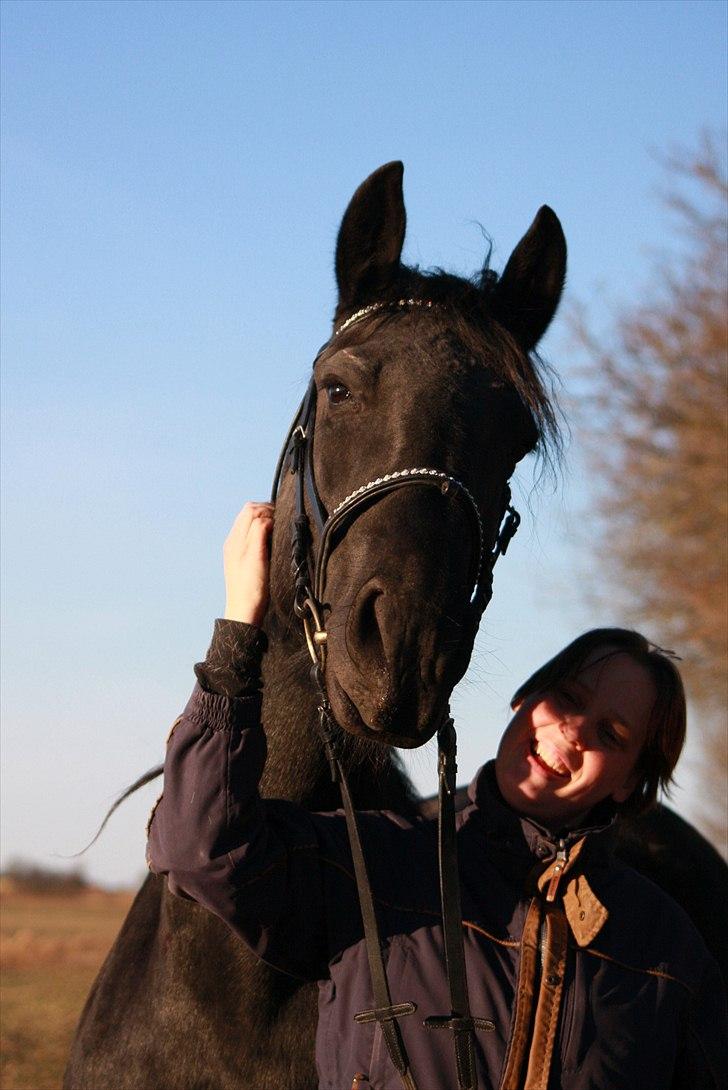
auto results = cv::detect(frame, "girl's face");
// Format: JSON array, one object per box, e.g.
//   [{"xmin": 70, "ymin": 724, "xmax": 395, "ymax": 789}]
[{"xmin": 495, "ymin": 647, "xmax": 656, "ymax": 830}]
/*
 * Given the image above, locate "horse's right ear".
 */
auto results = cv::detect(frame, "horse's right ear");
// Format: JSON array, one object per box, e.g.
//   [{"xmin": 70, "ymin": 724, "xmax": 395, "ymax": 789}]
[
  {"xmin": 489, "ymin": 206, "xmax": 567, "ymax": 351},
  {"xmin": 335, "ymin": 162, "xmax": 406, "ymax": 312}
]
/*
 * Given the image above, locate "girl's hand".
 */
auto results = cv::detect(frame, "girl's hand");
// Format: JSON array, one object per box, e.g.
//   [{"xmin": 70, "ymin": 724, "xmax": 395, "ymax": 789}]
[{"xmin": 223, "ymin": 502, "xmax": 275, "ymax": 626}]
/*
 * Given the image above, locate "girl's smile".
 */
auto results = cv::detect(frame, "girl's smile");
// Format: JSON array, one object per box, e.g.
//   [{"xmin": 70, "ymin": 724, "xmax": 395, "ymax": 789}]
[{"xmin": 528, "ymin": 736, "xmax": 571, "ymax": 778}]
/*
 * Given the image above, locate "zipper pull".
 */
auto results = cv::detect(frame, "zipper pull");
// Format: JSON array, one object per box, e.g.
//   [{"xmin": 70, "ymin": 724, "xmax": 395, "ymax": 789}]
[{"xmin": 545, "ymin": 839, "xmax": 568, "ymax": 903}]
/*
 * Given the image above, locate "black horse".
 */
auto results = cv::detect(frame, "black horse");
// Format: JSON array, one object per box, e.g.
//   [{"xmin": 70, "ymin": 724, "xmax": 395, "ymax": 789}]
[{"xmin": 64, "ymin": 164, "xmax": 727, "ymax": 1090}]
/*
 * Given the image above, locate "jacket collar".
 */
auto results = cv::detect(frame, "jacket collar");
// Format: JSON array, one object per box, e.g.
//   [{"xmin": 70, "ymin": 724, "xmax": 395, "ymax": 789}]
[{"xmin": 468, "ymin": 761, "xmax": 616, "ymax": 946}]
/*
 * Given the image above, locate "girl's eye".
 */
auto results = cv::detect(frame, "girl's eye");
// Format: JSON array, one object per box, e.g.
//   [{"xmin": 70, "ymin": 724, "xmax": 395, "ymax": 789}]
[
  {"xmin": 598, "ymin": 723, "xmax": 623, "ymax": 749},
  {"xmin": 325, "ymin": 382, "xmax": 351, "ymax": 405},
  {"xmin": 554, "ymin": 687, "xmax": 579, "ymax": 710}
]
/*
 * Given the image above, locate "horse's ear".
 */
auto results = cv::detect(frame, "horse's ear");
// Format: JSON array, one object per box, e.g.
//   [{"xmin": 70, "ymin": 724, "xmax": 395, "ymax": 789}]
[
  {"xmin": 335, "ymin": 162, "xmax": 406, "ymax": 311},
  {"xmin": 490, "ymin": 206, "xmax": 567, "ymax": 350}
]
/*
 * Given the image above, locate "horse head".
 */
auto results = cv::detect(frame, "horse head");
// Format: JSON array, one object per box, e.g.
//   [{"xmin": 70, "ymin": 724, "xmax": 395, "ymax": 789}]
[{"xmin": 270, "ymin": 162, "xmax": 565, "ymax": 748}]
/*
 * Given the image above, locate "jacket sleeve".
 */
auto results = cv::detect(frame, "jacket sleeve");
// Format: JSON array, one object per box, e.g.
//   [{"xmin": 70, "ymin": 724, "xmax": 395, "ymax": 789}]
[
  {"xmin": 671, "ymin": 951, "xmax": 728, "ymax": 1089},
  {"xmin": 146, "ymin": 620, "xmax": 338, "ymax": 982}
]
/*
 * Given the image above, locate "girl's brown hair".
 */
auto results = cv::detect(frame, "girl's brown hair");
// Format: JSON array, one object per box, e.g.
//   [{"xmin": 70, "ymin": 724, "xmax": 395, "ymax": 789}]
[{"xmin": 511, "ymin": 628, "xmax": 686, "ymax": 815}]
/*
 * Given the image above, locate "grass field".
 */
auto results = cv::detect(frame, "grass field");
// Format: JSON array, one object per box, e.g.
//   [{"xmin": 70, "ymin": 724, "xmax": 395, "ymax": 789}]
[{"xmin": 1, "ymin": 884, "xmax": 134, "ymax": 1090}]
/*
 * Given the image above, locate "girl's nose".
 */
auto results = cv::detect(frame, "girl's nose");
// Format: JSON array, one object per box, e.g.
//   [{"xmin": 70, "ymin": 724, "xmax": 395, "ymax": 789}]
[{"xmin": 559, "ymin": 716, "xmax": 587, "ymax": 750}]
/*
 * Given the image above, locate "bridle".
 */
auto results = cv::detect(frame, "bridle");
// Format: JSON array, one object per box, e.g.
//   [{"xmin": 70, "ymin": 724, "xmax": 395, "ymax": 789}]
[
  {"xmin": 271, "ymin": 300, "xmax": 521, "ymax": 1090},
  {"xmin": 271, "ymin": 299, "xmax": 521, "ymax": 676}
]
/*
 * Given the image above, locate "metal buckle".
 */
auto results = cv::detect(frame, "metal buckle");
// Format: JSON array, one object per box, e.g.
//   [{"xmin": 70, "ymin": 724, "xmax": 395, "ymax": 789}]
[
  {"xmin": 289, "ymin": 425, "xmax": 307, "ymax": 474},
  {"xmin": 300, "ymin": 595, "xmax": 328, "ymax": 668}
]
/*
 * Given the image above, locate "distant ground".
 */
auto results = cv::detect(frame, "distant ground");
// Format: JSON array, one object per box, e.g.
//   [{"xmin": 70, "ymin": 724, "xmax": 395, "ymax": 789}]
[{"xmin": 0, "ymin": 883, "xmax": 134, "ymax": 1090}]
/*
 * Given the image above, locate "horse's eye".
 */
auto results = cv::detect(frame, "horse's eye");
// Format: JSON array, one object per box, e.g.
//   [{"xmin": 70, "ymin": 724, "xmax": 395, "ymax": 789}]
[{"xmin": 326, "ymin": 382, "xmax": 351, "ymax": 405}]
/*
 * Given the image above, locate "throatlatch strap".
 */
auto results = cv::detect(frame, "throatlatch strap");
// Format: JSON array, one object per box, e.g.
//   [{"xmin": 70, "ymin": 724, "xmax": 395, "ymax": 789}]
[
  {"xmin": 422, "ymin": 720, "xmax": 493, "ymax": 1090},
  {"xmin": 316, "ymin": 704, "xmax": 419, "ymax": 1090}
]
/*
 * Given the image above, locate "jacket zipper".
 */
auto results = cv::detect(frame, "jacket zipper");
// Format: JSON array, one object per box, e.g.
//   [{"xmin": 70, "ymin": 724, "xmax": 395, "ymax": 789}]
[
  {"xmin": 537, "ymin": 839, "xmax": 568, "ymax": 982},
  {"xmin": 535, "ymin": 840, "xmax": 569, "ymax": 1037},
  {"xmin": 545, "ymin": 839, "xmax": 568, "ymax": 903}
]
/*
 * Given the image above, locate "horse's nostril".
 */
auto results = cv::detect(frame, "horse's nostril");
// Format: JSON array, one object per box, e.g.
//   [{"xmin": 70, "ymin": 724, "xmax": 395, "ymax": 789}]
[
  {"xmin": 349, "ymin": 586, "xmax": 387, "ymax": 670},
  {"xmin": 359, "ymin": 589, "xmax": 379, "ymax": 633}
]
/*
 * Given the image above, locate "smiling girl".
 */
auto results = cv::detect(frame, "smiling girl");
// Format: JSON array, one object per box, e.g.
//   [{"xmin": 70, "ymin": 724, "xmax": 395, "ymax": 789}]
[
  {"xmin": 495, "ymin": 631, "xmax": 685, "ymax": 830},
  {"xmin": 147, "ymin": 503, "xmax": 726, "ymax": 1089}
]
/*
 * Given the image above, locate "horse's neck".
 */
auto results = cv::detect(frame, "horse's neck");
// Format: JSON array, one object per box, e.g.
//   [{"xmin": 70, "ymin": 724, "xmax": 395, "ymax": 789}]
[
  {"xmin": 258, "ymin": 635, "xmax": 328, "ymax": 803},
  {"xmin": 260, "ymin": 628, "xmax": 418, "ymax": 815}
]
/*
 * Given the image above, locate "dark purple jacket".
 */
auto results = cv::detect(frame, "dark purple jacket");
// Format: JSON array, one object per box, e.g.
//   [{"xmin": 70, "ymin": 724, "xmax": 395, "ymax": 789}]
[{"xmin": 147, "ymin": 623, "xmax": 727, "ymax": 1090}]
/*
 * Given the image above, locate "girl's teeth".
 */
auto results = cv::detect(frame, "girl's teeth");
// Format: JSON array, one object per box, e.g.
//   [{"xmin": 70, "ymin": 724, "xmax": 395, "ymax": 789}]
[{"xmin": 534, "ymin": 741, "xmax": 568, "ymax": 775}]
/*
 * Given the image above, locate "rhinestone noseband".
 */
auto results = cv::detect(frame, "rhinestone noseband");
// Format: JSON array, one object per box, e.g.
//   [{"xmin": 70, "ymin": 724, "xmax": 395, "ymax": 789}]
[{"xmin": 316, "ymin": 467, "xmax": 485, "ymax": 606}]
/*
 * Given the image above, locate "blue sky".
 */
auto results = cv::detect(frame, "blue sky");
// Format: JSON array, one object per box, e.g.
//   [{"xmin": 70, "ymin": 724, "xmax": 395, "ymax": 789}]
[{"xmin": 2, "ymin": 0, "xmax": 726, "ymax": 886}]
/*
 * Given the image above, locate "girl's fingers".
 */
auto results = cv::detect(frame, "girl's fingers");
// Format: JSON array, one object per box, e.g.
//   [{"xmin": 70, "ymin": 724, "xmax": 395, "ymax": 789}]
[
  {"xmin": 223, "ymin": 503, "xmax": 275, "ymax": 625},
  {"xmin": 226, "ymin": 503, "xmax": 275, "ymax": 552},
  {"xmin": 235, "ymin": 501, "xmax": 274, "ymax": 531},
  {"xmin": 247, "ymin": 511, "xmax": 274, "ymax": 559}
]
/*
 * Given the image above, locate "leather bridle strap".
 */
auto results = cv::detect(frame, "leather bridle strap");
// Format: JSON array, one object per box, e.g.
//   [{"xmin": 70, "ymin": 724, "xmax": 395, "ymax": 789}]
[
  {"xmin": 424, "ymin": 721, "xmax": 496, "ymax": 1089},
  {"xmin": 314, "ymin": 684, "xmax": 419, "ymax": 1090}
]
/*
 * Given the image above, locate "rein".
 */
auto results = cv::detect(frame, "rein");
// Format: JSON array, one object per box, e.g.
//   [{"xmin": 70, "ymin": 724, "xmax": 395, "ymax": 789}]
[{"xmin": 271, "ymin": 301, "xmax": 520, "ymax": 1090}]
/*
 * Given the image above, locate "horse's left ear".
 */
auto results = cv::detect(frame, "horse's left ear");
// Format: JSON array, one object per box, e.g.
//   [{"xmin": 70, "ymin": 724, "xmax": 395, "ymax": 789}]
[
  {"xmin": 490, "ymin": 206, "xmax": 567, "ymax": 351},
  {"xmin": 335, "ymin": 161, "xmax": 407, "ymax": 312}
]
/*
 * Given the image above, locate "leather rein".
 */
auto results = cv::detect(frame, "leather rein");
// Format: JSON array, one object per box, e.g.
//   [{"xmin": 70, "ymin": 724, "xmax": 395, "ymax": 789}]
[{"xmin": 270, "ymin": 300, "xmax": 521, "ymax": 1090}]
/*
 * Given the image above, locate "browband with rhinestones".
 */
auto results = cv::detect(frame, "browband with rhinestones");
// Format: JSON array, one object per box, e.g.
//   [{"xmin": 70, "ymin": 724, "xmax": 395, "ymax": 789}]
[{"xmin": 335, "ymin": 298, "xmax": 435, "ymax": 337}]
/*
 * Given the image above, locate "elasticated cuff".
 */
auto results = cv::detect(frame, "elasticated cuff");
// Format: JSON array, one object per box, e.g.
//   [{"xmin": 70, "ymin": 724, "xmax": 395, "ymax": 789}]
[{"xmin": 181, "ymin": 682, "xmax": 263, "ymax": 733}]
